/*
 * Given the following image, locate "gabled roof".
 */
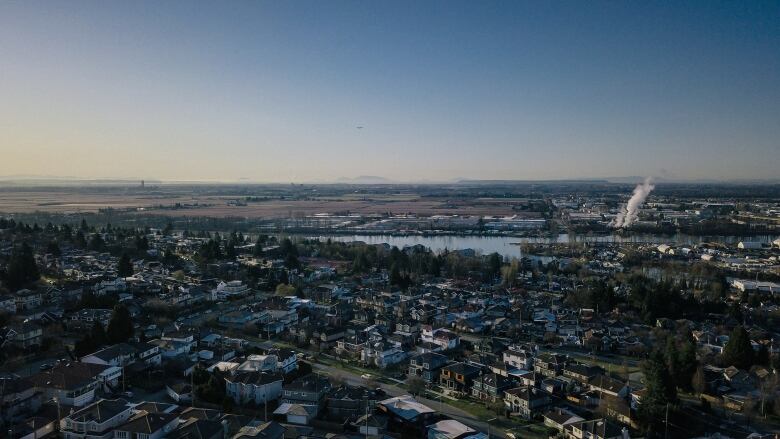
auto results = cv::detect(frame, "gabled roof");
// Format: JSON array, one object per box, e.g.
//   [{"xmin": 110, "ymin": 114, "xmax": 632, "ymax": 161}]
[
  {"xmin": 116, "ymin": 411, "xmax": 178, "ymax": 434},
  {"xmin": 233, "ymin": 421, "xmax": 285, "ymax": 439},
  {"xmin": 543, "ymin": 408, "xmax": 584, "ymax": 426},
  {"xmin": 66, "ymin": 398, "xmax": 130, "ymax": 424},
  {"xmin": 29, "ymin": 362, "xmax": 112, "ymax": 391},
  {"xmin": 169, "ymin": 417, "xmax": 224, "ymax": 439},
  {"xmin": 442, "ymin": 362, "xmax": 481, "ymax": 376},
  {"xmin": 228, "ymin": 371, "xmax": 283, "ymax": 386},
  {"xmin": 504, "ymin": 386, "xmax": 550, "ymax": 402},
  {"xmin": 378, "ymin": 395, "xmax": 435, "ymax": 421},
  {"xmin": 426, "ymin": 419, "xmax": 476, "ymax": 439}
]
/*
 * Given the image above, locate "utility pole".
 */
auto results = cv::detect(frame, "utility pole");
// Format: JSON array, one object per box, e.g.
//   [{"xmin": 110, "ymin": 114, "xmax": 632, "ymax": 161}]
[
  {"xmin": 664, "ymin": 402, "xmax": 669, "ymax": 439},
  {"xmin": 365, "ymin": 404, "xmax": 369, "ymax": 439},
  {"xmin": 54, "ymin": 396, "xmax": 61, "ymax": 434},
  {"xmin": 487, "ymin": 417, "xmax": 497, "ymax": 439}
]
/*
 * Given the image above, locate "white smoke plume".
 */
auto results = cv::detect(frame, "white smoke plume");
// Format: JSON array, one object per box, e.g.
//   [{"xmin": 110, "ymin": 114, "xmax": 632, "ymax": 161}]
[{"xmin": 611, "ymin": 177, "xmax": 655, "ymax": 228}]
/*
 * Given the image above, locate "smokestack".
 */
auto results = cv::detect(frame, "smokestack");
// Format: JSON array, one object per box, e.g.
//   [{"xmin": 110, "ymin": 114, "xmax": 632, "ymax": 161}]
[{"xmin": 611, "ymin": 177, "xmax": 655, "ymax": 228}]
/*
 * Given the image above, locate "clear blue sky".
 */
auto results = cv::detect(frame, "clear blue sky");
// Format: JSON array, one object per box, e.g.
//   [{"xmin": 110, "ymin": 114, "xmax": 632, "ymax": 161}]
[{"xmin": 1, "ymin": 1, "xmax": 778, "ymax": 182}]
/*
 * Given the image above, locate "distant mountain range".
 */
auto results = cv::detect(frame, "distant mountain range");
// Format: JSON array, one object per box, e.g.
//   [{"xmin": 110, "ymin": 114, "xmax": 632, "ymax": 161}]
[
  {"xmin": 1, "ymin": 174, "xmax": 777, "ymax": 186},
  {"xmin": 334, "ymin": 175, "xmax": 396, "ymax": 184}
]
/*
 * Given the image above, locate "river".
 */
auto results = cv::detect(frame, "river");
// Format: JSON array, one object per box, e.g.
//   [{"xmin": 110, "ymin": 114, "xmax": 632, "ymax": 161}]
[{"xmin": 306, "ymin": 233, "xmax": 778, "ymax": 260}]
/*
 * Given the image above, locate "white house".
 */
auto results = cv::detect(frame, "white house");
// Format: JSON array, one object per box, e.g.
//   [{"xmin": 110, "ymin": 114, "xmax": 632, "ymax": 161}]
[
  {"xmin": 211, "ymin": 280, "xmax": 250, "ymax": 301},
  {"xmin": 738, "ymin": 241, "xmax": 764, "ymax": 250},
  {"xmin": 421, "ymin": 326, "xmax": 460, "ymax": 351},
  {"xmin": 60, "ymin": 399, "xmax": 133, "ymax": 439},
  {"xmin": 225, "ymin": 371, "xmax": 283, "ymax": 406}
]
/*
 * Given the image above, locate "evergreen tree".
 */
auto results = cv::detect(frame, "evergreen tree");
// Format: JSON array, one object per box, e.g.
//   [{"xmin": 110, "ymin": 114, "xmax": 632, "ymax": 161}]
[
  {"xmin": 46, "ymin": 240, "xmax": 61, "ymax": 257},
  {"xmin": 88, "ymin": 233, "xmax": 106, "ymax": 251},
  {"xmin": 390, "ymin": 263, "xmax": 402, "ymax": 286},
  {"xmin": 135, "ymin": 234, "xmax": 149, "ymax": 252},
  {"xmin": 253, "ymin": 236, "xmax": 265, "ymax": 256},
  {"xmin": 722, "ymin": 326, "xmax": 754, "ymax": 370},
  {"xmin": 755, "ymin": 344, "xmax": 770, "ymax": 366},
  {"xmin": 90, "ymin": 321, "xmax": 108, "ymax": 347},
  {"xmin": 74, "ymin": 231, "xmax": 87, "ymax": 248},
  {"xmin": 74, "ymin": 334, "xmax": 96, "ymax": 357},
  {"xmin": 352, "ymin": 252, "xmax": 370, "ymax": 274},
  {"xmin": 676, "ymin": 337, "xmax": 698, "ymax": 390},
  {"xmin": 117, "ymin": 253, "xmax": 133, "ymax": 278},
  {"xmin": 4, "ymin": 242, "xmax": 40, "ymax": 289},
  {"xmin": 664, "ymin": 337, "xmax": 680, "ymax": 381},
  {"xmin": 106, "ymin": 304, "xmax": 134, "ymax": 343},
  {"xmin": 638, "ymin": 350, "xmax": 677, "ymax": 432},
  {"xmin": 487, "ymin": 252, "xmax": 502, "ymax": 279},
  {"xmin": 691, "ymin": 365, "xmax": 707, "ymax": 395}
]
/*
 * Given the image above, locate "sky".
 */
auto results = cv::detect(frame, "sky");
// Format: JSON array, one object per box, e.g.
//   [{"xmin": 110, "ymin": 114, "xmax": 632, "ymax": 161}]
[{"xmin": 1, "ymin": 1, "xmax": 779, "ymax": 183}]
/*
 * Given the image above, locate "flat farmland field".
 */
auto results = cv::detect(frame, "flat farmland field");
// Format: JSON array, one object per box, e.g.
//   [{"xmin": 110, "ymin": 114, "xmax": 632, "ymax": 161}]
[{"xmin": 0, "ymin": 186, "xmax": 527, "ymax": 218}]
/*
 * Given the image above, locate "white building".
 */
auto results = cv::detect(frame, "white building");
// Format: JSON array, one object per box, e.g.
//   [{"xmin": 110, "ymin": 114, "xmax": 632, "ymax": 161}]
[
  {"xmin": 211, "ymin": 280, "xmax": 250, "ymax": 301},
  {"xmin": 225, "ymin": 371, "xmax": 283, "ymax": 406},
  {"xmin": 60, "ymin": 399, "xmax": 133, "ymax": 439},
  {"xmin": 738, "ymin": 241, "xmax": 764, "ymax": 250}
]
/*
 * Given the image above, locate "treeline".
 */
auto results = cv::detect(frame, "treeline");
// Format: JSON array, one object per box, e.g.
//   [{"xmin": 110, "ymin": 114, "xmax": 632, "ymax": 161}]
[
  {"xmin": 565, "ymin": 275, "xmax": 729, "ymax": 324},
  {"xmin": 296, "ymin": 238, "xmax": 520, "ymax": 287}
]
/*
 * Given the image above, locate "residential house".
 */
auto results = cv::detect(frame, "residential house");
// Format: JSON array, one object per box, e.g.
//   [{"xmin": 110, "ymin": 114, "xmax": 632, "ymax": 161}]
[
  {"xmin": 534, "ymin": 353, "xmax": 567, "ymax": 378},
  {"xmin": 113, "ymin": 411, "xmax": 179, "ymax": 439},
  {"xmin": 362, "ymin": 342, "xmax": 407, "ymax": 368},
  {"xmin": 326, "ymin": 385, "xmax": 382, "ymax": 420},
  {"xmin": 81, "ymin": 342, "xmax": 161, "ymax": 368},
  {"xmin": 30, "ymin": 363, "xmax": 121, "ymax": 407},
  {"xmin": 225, "ymin": 371, "xmax": 283, "ymax": 406},
  {"xmin": 0, "ymin": 376, "xmax": 41, "ymax": 422},
  {"xmin": 421, "ymin": 326, "xmax": 460, "ymax": 351},
  {"xmin": 377, "ymin": 395, "xmax": 436, "ymax": 437},
  {"xmin": 168, "ymin": 417, "xmax": 224, "ymax": 439},
  {"xmin": 564, "ymin": 418, "xmax": 626, "ymax": 439},
  {"xmin": 588, "ymin": 375, "xmax": 630, "ymax": 398},
  {"xmin": 3, "ymin": 323, "xmax": 43, "ymax": 349},
  {"xmin": 351, "ymin": 413, "xmax": 388, "ymax": 437},
  {"xmin": 14, "ymin": 289, "xmax": 42, "ymax": 311},
  {"xmin": 427, "ymin": 419, "xmax": 483, "ymax": 439},
  {"xmin": 408, "ymin": 352, "xmax": 449, "ymax": 383},
  {"xmin": 232, "ymin": 421, "xmax": 285, "ymax": 439},
  {"xmin": 503, "ymin": 387, "xmax": 552, "ymax": 420},
  {"xmin": 60, "ymin": 398, "xmax": 133, "ymax": 439},
  {"xmin": 0, "ymin": 295, "xmax": 17, "ymax": 314},
  {"xmin": 470, "ymin": 373, "xmax": 513, "ymax": 402},
  {"xmin": 272, "ymin": 403, "xmax": 316, "ymax": 425},
  {"xmin": 502, "ymin": 345, "xmax": 534, "ymax": 370},
  {"xmin": 439, "ymin": 362, "xmax": 481, "ymax": 395},
  {"xmin": 563, "ymin": 363, "xmax": 603, "ymax": 384},
  {"xmin": 543, "ymin": 408, "xmax": 585, "ymax": 433},
  {"xmin": 281, "ymin": 374, "xmax": 331, "ymax": 416}
]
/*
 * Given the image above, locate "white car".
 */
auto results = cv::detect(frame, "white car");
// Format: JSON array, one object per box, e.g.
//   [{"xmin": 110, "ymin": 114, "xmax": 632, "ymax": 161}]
[{"xmin": 360, "ymin": 374, "xmax": 372, "ymax": 380}]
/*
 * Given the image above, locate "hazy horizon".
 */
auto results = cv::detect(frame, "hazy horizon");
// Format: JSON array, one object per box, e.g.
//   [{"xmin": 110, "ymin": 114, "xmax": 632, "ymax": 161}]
[{"xmin": 2, "ymin": 1, "xmax": 779, "ymax": 182}]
